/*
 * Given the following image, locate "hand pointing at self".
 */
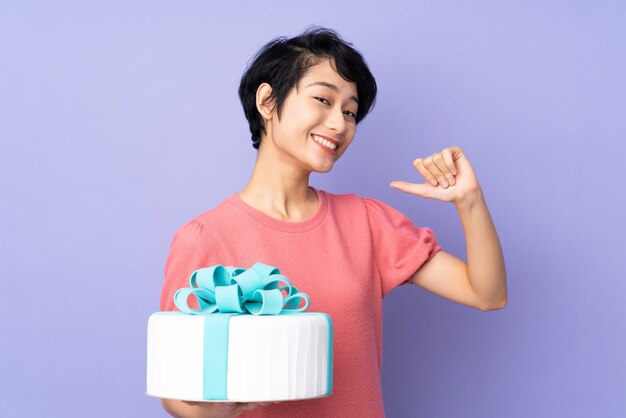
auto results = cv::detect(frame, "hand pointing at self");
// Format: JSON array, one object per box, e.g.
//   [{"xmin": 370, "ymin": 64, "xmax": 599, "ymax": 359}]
[{"xmin": 389, "ymin": 146, "xmax": 482, "ymax": 204}]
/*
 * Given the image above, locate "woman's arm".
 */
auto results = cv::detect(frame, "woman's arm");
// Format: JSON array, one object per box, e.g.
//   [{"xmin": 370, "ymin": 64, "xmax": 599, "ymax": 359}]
[
  {"xmin": 162, "ymin": 398, "xmax": 237, "ymax": 418},
  {"xmin": 411, "ymin": 188, "xmax": 507, "ymax": 310},
  {"xmin": 162, "ymin": 398, "xmax": 272, "ymax": 418},
  {"xmin": 455, "ymin": 188, "xmax": 507, "ymax": 308},
  {"xmin": 390, "ymin": 146, "xmax": 508, "ymax": 310}
]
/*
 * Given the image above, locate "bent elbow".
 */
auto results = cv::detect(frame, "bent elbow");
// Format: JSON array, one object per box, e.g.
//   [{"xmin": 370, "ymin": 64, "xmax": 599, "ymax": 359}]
[{"xmin": 480, "ymin": 298, "xmax": 507, "ymax": 311}]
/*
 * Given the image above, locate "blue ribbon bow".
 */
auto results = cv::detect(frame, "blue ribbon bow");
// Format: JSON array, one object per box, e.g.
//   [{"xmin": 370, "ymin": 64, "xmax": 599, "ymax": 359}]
[{"xmin": 174, "ymin": 262, "xmax": 310, "ymax": 315}]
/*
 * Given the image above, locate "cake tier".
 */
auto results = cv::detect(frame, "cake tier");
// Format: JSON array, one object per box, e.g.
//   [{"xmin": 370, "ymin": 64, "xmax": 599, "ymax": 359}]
[{"xmin": 146, "ymin": 312, "xmax": 333, "ymax": 402}]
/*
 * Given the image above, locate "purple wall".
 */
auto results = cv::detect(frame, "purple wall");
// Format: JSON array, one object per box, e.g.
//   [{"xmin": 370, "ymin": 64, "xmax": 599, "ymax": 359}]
[{"xmin": 1, "ymin": 1, "xmax": 625, "ymax": 417}]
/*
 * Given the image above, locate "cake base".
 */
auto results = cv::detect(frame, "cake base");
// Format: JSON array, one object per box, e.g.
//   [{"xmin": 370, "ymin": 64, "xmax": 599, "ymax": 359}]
[{"xmin": 145, "ymin": 392, "xmax": 331, "ymax": 403}]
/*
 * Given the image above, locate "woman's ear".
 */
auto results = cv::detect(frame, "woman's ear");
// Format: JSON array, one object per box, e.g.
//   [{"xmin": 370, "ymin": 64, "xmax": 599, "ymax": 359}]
[{"xmin": 256, "ymin": 83, "xmax": 275, "ymax": 121}]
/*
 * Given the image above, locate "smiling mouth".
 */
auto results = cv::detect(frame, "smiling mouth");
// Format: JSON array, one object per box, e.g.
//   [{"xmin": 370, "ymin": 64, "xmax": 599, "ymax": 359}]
[{"xmin": 311, "ymin": 134, "xmax": 339, "ymax": 151}]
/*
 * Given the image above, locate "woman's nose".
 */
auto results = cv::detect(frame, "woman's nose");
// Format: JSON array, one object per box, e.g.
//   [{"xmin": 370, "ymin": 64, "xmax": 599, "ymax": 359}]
[{"xmin": 326, "ymin": 106, "xmax": 346, "ymax": 135}]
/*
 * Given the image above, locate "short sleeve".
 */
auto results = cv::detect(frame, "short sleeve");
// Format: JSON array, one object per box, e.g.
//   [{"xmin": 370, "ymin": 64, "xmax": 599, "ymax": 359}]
[
  {"xmin": 159, "ymin": 218, "xmax": 222, "ymax": 311},
  {"xmin": 363, "ymin": 197, "xmax": 442, "ymax": 298}
]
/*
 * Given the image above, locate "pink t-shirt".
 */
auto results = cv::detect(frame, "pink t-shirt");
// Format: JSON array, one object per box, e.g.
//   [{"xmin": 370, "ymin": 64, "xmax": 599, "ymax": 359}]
[{"xmin": 160, "ymin": 187, "xmax": 441, "ymax": 417}]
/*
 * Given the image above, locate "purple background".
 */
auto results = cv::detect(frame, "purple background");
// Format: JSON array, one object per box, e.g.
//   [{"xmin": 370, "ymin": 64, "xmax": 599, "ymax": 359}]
[{"xmin": 1, "ymin": 1, "xmax": 625, "ymax": 417}]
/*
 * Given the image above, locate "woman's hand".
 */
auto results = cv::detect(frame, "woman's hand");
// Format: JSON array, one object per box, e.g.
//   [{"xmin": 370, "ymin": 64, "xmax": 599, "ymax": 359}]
[
  {"xmin": 178, "ymin": 400, "xmax": 280, "ymax": 417},
  {"xmin": 389, "ymin": 146, "xmax": 482, "ymax": 204}
]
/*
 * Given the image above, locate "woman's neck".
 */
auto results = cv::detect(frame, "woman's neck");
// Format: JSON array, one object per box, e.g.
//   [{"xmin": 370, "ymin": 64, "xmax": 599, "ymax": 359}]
[{"xmin": 237, "ymin": 147, "xmax": 318, "ymax": 222}]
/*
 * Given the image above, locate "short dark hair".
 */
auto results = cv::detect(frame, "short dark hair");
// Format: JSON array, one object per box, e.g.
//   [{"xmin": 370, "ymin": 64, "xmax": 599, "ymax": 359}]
[{"xmin": 238, "ymin": 26, "xmax": 377, "ymax": 149}]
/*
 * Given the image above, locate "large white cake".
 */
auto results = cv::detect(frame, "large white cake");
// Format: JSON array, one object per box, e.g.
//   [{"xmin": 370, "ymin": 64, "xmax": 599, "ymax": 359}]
[{"xmin": 146, "ymin": 311, "xmax": 333, "ymax": 402}]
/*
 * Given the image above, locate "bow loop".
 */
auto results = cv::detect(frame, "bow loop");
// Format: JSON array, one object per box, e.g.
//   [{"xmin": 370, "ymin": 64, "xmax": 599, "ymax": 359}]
[{"xmin": 174, "ymin": 262, "xmax": 310, "ymax": 315}]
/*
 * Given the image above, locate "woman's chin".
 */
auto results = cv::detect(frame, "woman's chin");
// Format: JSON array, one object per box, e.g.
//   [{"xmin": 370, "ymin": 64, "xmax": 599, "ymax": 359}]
[{"xmin": 311, "ymin": 161, "xmax": 335, "ymax": 174}]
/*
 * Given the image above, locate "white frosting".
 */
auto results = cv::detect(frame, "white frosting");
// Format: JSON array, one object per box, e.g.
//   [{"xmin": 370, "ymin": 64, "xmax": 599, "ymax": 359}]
[
  {"xmin": 146, "ymin": 313, "xmax": 331, "ymax": 402},
  {"xmin": 146, "ymin": 314, "xmax": 205, "ymax": 400}
]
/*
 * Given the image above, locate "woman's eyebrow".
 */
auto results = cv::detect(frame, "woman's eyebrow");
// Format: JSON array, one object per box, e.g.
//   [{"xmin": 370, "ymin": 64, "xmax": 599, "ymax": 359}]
[{"xmin": 305, "ymin": 81, "xmax": 359, "ymax": 105}]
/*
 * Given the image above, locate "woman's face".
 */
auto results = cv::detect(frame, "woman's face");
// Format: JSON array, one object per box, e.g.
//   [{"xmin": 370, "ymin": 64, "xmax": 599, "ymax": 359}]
[{"xmin": 263, "ymin": 58, "xmax": 359, "ymax": 173}]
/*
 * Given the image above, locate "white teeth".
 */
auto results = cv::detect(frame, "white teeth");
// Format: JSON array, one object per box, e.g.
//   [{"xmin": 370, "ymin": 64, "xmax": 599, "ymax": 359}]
[{"xmin": 312, "ymin": 135, "xmax": 338, "ymax": 150}]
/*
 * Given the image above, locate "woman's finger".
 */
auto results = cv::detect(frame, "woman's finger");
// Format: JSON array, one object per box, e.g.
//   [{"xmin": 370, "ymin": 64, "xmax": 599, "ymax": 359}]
[
  {"xmin": 441, "ymin": 148, "xmax": 457, "ymax": 181},
  {"xmin": 448, "ymin": 147, "xmax": 461, "ymax": 175},
  {"xmin": 413, "ymin": 158, "xmax": 438, "ymax": 186},
  {"xmin": 431, "ymin": 153, "xmax": 451, "ymax": 186},
  {"xmin": 433, "ymin": 150, "xmax": 456, "ymax": 186},
  {"xmin": 423, "ymin": 155, "xmax": 447, "ymax": 187}
]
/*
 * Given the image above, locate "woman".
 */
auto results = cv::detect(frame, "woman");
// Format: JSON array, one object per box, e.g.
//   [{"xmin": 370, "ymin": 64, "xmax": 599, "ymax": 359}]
[{"xmin": 160, "ymin": 26, "xmax": 507, "ymax": 418}]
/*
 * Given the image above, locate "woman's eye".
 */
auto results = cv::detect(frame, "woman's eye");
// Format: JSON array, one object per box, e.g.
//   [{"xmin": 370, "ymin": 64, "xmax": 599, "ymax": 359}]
[
  {"xmin": 314, "ymin": 97, "xmax": 330, "ymax": 105},
  {"xmin": 314, "ymin": 96, "xmax": 356, "ymax": 119}
]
